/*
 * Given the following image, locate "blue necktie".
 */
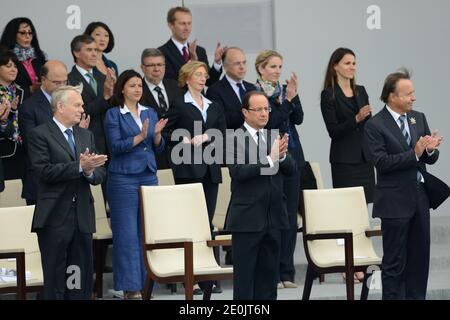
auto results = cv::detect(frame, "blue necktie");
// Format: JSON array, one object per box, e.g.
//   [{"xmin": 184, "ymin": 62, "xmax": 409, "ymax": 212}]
[
  {"xmin": 65, "ymin": 128, "xmax": 76, "ymax": 156},
  {"xmin": 399, "ymin": 115, "xmax": 422, "ymax": 182},
  {"xmin": 236, "ymin": 82, "xmax": 246, "ymax": 102}
]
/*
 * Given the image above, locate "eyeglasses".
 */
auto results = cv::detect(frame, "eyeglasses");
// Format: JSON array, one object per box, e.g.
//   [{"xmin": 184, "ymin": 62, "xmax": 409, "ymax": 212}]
[
  {"xmin": 247, "ymin": 107, "xmax": 271, "ymax": 113},
  {"xmin": 144, "ymin": 63, "xmax": 165, "ymax": 68},
  {"xmin": 192, "ymin": 72, "xmax": 209, "ymax": 79},
  {"xmin": 45, "ymin": 77, "xmax": 68, "ymax": 86},
  {"xmin": 17, "ymin": 31, "xmax": 33, "ymax": 36}
]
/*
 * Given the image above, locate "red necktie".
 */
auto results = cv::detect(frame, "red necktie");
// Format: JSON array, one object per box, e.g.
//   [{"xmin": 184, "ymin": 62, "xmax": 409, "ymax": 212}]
[{"xmin": 182, "ymin": 46, "xmax": 190, "ymax": 62}]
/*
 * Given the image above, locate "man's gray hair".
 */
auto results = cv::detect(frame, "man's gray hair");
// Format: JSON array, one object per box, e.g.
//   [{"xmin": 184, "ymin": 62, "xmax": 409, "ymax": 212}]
[
  {"xmin": 51, "ymin": 84, "xmax": 83, "ymax": 113},
  {"xmin": 141, "ymin": 48, "xmax": 165, "ymax": 65}
]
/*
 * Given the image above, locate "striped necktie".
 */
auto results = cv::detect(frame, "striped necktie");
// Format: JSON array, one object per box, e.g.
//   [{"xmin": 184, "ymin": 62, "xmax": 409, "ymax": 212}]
[{"xmin": 399, "ymin": 115, "xmax": 422, "ymax": 182}]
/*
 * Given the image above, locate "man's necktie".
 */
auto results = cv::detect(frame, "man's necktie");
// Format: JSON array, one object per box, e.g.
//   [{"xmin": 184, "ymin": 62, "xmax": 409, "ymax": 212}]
[
  {"xmin": 182, "ymin": 46, "xmax": 190, "ymax": 62},
  {"xmin": 399, "ymin": 115, "xmax": 422, "ymax": 182},
  {"xmin": 154, "ymin": 86, "xmax": 168, "ymax": 111},
  {"xmin": 65, "ymin": 128, "xmax": 76, "ymax": 156},
  {"xmin": 236, "ymin": 82, "xmax": 246, "ymax": 101},
  {"xmin": 85, "ymin": 72, "xmax": 98, "ymax": 95},
  {"xmin": 256, "ymin": 131, "xmax": 268, "ymax": 161},
  {"xmin": 399, "ymin": 115, "xmax": 411, "ymax": 146}
]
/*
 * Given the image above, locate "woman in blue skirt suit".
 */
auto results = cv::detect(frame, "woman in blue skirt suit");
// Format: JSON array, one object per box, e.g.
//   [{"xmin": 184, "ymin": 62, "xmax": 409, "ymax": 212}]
[{"xmin": 104, "ymin": 69, "xmax": 167, "ymax": 299}]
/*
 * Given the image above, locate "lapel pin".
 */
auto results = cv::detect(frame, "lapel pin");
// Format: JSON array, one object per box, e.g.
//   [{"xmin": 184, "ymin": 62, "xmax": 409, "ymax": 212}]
[{"xmin": 409, "ymin": 117, "xmax": 416, "ymax": 125}]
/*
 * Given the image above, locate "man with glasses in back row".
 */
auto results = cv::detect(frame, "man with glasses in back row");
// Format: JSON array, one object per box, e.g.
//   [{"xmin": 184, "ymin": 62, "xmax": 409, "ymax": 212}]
[
  {"xmin": 20, "ymin": 60, "xmax": 90, "ymax": 205},
  {"xmin": 140, "ymin": 48, "xmax": 183, "ymax": 169}
]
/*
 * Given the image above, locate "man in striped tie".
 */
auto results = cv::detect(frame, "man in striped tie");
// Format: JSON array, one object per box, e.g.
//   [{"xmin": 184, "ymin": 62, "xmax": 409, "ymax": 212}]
[{"xmin": 365, "ymin": 69, "xmax": 443, "ymax": 300}]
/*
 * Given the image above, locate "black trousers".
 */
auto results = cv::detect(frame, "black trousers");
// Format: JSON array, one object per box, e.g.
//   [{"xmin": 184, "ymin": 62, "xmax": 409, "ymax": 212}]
[
  {"xmin": 381, "ymin": 183, "xmax": 430, "ymax": 300},
  {"xmin": 279, "ymin": 164, "xmax": 300, "ymax": 282},
  {"xmin": 232, "ymin": 228, "xmax": 281, "ymax": 300},
  {"xmin": 37, "ymin": 203, "xmax": 93, "ymax": 300}
]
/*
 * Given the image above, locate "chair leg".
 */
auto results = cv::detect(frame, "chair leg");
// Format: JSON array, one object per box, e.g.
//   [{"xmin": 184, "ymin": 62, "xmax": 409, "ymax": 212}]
[
  {"xmin": 212, "ymin": 246, "xmax": 222, "ymax": 290},
  {"xmin": 302, "ymin": 265, "xmax": 315, "ymax": 300},
  {"xmin": 319, "ymin": 274, "xmax": 325, "ymax": 283},
  {"xmin": 345, "ymin": 269, "xmax": 355, "ymax": 300},
  {"xmin": 185, "ymin": 279, "xmax": 194, "ymax": 300},
  {"xmin": 360, "ymin": 271, "xmax": 370, "ymax": 300},
  {"xmin": 143, "ymin": 277, "xmax": 154, "ymax": 300},
  {"xmin": 201, "ymin": 281, "xmax": 213, "ymax": 300},
  {"xmin": 94, "ymin": 240, "xmax": 104, "ymax": 299}
]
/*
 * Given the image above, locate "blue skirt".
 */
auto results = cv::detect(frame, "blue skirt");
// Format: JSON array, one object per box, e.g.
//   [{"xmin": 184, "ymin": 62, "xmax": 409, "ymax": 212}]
[{"xmin": 107, "ymin": 169, "xmax": 157, "ymax": 291}]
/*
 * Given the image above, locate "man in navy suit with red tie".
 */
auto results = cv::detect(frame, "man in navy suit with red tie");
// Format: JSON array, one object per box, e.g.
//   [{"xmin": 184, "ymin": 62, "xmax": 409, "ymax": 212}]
[
  {"xmin": 159, "ymin": 6, "xmax": 225, "ymax": 86},
  {"xmin": 365, "ymin": 69, "xmax": 443, "ymax": 300}
]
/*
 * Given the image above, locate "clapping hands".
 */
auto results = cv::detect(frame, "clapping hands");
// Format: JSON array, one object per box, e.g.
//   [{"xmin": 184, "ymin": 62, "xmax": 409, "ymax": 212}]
[{"xmin": 80, "ymin": 148, "xmax": 108, "ymax": 176}]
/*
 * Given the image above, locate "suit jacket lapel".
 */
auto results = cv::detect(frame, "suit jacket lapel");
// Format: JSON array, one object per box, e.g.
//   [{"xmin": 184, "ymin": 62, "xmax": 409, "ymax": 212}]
[
  {"xmin": 167, "ymin": 39, "xmax": 186, "ymax": 68},
  {"xmin": 142, "ymin": 81, "xmax": 159, "ymax": 107},
  {"xmin": 122, "ymin": 112, "xmax": 141, "ymax": 136},
  {"xmin": 37, "ymin": 90, "xmax": 53, "ymax": 118},
  {"xmin": 223, "ymin": 78, "xmax": 242, "ymax": 107},
  {"xmin": 407, "ymin": 113, "xmax": 418, "ymax": 146},
  {"xmin": 336, "ymin": 85, "xmax": 358, "ymax": 114},
  {"xmin": 48, "ymin": 121, "xmax": 77, "ymax": 160},
  {"xmin": 71, "ymin": 66, "xmax": 96, "ymax": 98},
  {"xmin": 381, "ymin": 106, "xmax": 411, "ymax": 150},
  {"xmin": 73, "ymin": 127, "xmax": 84, "ymax": 159}
]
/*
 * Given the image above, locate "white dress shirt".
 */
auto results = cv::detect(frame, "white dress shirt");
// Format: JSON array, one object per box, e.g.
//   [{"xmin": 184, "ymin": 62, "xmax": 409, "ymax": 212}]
[{"xmin": 184, "ymin": 91, "xmax": 211, "ymax": 122}]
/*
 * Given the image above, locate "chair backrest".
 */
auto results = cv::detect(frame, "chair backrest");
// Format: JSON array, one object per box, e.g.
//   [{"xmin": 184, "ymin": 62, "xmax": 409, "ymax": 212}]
[
  {"xmin": 212, "ymin": 167, "xmax": 231, "ymax": 231},
  {"xmin": 303, "ymin": 187, "xmax": 377, "ymax": 265},
  {"xmin": 0, "ymin": 179, "xmax": 26, "ymax": 207},
  {"xmin": 156, "ymin": 169, "xmax": 175, "ymax": 186},
  {"xmin": 309, "ymin": 162, "xmax": 325, "ymax": 189},
  {"xmin": 297, "ymin": 161, "xmax": 324, "ymax": 227},
  {"xmin": 0, "ymin": 205, "xmax": 42, "ymax": 281},
  {"xmin": 90, "ymin": 184, "xmax": 112, "ymax": 237},
  {"xmin": 90, "ymin": 184, "xmax": 107, "ymax": 220},
  {"xmin": 140, "ymin": 183, "xmax": 217, "ymax": 276}
]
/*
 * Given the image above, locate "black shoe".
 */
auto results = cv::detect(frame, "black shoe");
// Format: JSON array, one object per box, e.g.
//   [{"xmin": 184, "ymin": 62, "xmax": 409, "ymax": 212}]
[{"xmin": 212, "ymin": 286, "xmax": 223, "ymax": 294}]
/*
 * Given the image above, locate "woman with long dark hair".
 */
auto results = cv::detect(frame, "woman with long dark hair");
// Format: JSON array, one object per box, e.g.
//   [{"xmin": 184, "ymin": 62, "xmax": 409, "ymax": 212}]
[
  {"xmin": 0, "ymin": 17, "xmax": 46, "ymax": 99},
  {"xmin": 321, "ymin": 47, "xmax": 375, "ymax": 282},
  {"xmin": 0, "ymin": 46, "xmax": 25, "ymax": 181}
]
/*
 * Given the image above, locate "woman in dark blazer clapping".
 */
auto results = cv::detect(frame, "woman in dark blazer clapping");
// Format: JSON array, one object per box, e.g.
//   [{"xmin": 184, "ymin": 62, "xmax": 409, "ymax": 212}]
[
  {"xmin": 163, "ymin": 61, "xmax": 226, "ymax": 228},
  {"xmin": 320, "ymin": 48, "xmax": 375, "ymax": 281},
  {"xmin": 105, "ymin": 69, "xmax": 167, "ymax": 299}
]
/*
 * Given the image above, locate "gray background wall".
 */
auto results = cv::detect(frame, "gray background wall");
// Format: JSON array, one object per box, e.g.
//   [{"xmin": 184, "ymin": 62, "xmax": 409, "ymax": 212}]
[{"xmin": 2, "ymin": 0, "xmax": 449, "ymax": 214}]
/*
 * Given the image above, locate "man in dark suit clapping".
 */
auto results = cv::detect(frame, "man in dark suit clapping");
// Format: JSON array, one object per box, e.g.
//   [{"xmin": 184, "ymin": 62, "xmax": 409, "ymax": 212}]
[
  {"xmin": 158, "ymin": 6, "xmax": 225, "ymax": 87},
  {"xmin": 68, "ymin": 35, "xmax": 115, "ymax": 156},
  {"xmin": 365, "ymin": 69, "xmax": 443, "ymax": 300},
  {"xmin": 20, "ymin": 60, "xmax": 90, "ymax": 205},
  {"xmin": 207, "ymin": 47, "xmax": 256, "ymax": 130},
  {"xmin": 141, "ymin": 48, "xmax": 182, "ymax": 169},
  {"xmin": 226, "ymin": 91, "xmax": 294, "ymax": 300},
  {"xmin": 28, "ymin": 85, "xmax": 107, "ymax": 299}
]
